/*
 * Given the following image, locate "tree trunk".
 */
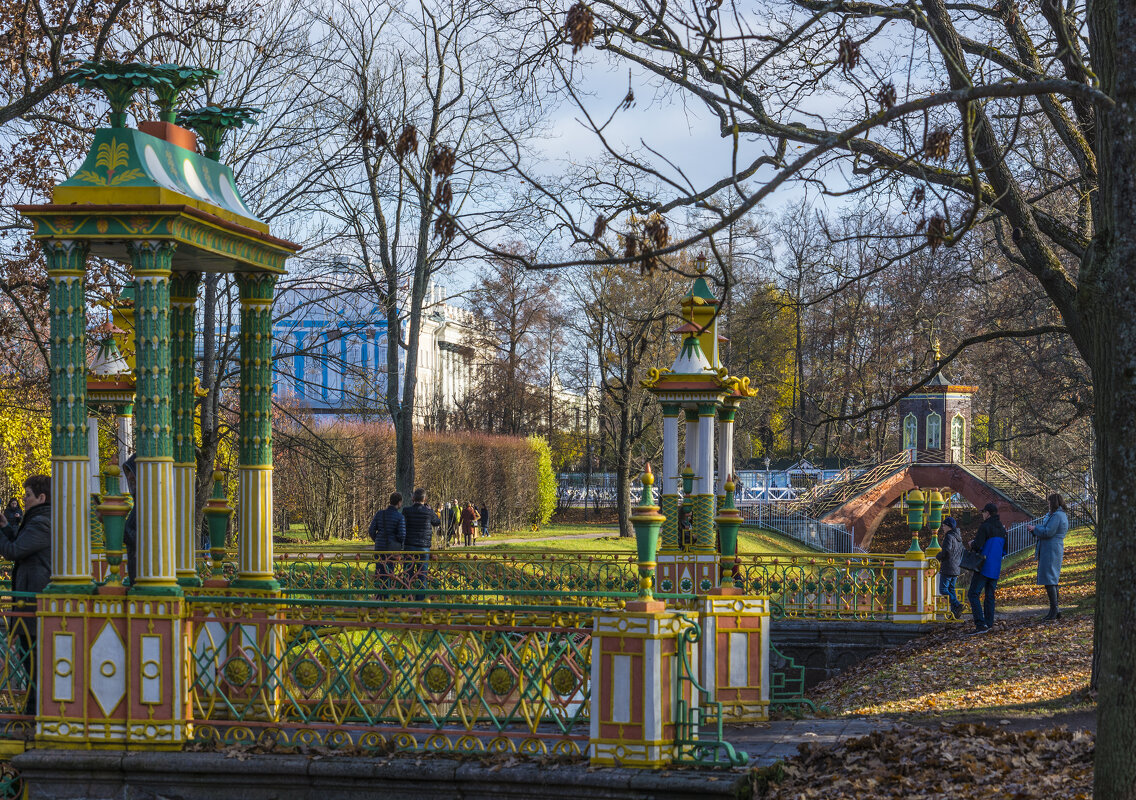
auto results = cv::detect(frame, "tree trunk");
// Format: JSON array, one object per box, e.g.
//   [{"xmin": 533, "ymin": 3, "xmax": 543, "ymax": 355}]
[
  {"xmin": 1091, "ymin": 0, "xmax": 1136, "ymax": 794},
  {"xmin": 615, "ymin": 401, "xmax": 633, "ymax": 538}
]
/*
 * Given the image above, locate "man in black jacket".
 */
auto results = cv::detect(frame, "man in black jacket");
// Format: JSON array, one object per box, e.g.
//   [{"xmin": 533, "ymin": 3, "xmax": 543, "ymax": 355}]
[
  {"xmin": 368, "ymin": 492, "xmax": 406, "ymax": 596},
  {"xmin": 402, "ymin": 488, "xmax": 440, "ymax": 601},
  {"xmin": 0, "ymin": 474, "xmax": 52, "ymax": 715}
]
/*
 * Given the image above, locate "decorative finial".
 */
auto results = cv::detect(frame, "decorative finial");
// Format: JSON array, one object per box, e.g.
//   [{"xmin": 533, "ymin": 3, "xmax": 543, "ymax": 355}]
[
  {"xmin": 932, "ymin": 337, "xmax": 942, "ymax": 363},
  {"xmin": 695, "ymin": 252, "xmax": 708, "ymax": 274},
  {"xmin": 641, "ymin": 462, "xmax": 655, "ymax": 486}
]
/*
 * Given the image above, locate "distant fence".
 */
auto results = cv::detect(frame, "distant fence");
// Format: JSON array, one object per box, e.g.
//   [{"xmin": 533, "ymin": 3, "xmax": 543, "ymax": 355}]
[
  {"xmin": 738, "ymin": 505, "xmax": 855, "ymax": 553},
  {"xmin": 1004, "ymin": 505, "xmax": 1095, "ymax": 557}
]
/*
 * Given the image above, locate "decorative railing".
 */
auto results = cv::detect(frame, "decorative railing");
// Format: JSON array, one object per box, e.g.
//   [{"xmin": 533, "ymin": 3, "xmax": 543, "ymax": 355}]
[
  {"xmin": 198, "ymin": 549, "xmax": 643, "ymax": 606},
  {"xmin": 0, "ymin": 592, "xmax": 36, "ymax": 740},
  {"xmin": 188, "ymin": 597, "xmax": 593, "ymax": 756},
  {"xmin": 731, "ymin": 554, "xmax": 927, "ymax": 621},
  {"xmin": 674, "ymin": 618, "xmax": 746, "ymax": 766}
]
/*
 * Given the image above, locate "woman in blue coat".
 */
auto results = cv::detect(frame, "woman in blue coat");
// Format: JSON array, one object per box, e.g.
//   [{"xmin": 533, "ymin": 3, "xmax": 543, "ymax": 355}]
[{"xmin": 1028, "ymin": 493, "xmax": 1069, "ymax": 621}]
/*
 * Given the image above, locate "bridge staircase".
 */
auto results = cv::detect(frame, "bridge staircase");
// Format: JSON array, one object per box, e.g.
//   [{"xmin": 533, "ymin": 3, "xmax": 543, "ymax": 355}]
[
  {"xmin": 958, "ymin": 452, "xmax": 1051, "ymax": 517},
  {"xmin": 790, "ymin": 450, "xmax": 914, "ymax": 520}
]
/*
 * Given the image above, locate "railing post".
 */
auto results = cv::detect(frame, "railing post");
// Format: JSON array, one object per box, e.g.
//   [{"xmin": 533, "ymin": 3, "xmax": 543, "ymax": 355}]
[
  {"xmin": 698, "ymin": 594, "xmax": 770, "ymax": 722},
  {"xmin": 890, "ymin": 557, "xmax": 936, "ymax": 623},
  {"xmin": 589, "ymin": 606, "xmax": 688, "ymax": 767}
]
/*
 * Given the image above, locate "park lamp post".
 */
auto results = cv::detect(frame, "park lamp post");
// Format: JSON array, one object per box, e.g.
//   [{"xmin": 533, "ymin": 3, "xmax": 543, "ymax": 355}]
[
  {"xmin": 203, "ymin": 471, "xmax": 233, "ymax": 576},
  {"xmin": 905, "ymin": 488, "xmax": 926, "ymax": 557},
  {"xmin": 96, "ymin": 466, "xmax": 131, "ymax": 586},
  {"xmin": 629, "ymin": 463, "xmax": 665, "ymax": 605},
  {"xmin": 714, "ymin": 475, "xmax": 743, "ymax": 589},
  {"xmin": 925, "ymin": 489, "xmax": 944, "ymax": 557}
]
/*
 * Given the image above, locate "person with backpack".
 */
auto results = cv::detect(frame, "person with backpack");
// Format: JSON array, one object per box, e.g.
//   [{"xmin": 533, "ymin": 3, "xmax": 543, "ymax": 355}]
[
  {"xmin": 367, "ymin": 492, "xmax": 406, "ymax": 597},
  {"xmin": 935, "ymin": 515, "xmax": 965, "ymax": 619},
  {"xmin": 1028, "ymin": 493, "xmax": 1070, "ymax": 621},
  {"xmin": 967, "ymin": 502, "xmax": 1007, "ymax": 634}
]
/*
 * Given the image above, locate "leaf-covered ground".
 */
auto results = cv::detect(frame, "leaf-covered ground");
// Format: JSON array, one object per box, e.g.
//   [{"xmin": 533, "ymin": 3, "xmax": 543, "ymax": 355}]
[
  {"xmin": 748, "ymin": 724, "xmax": 1094, "ymax": 799},
  {"xmin": 996, "ymin": 528, "xmax": 1097, "ymax": 610}
]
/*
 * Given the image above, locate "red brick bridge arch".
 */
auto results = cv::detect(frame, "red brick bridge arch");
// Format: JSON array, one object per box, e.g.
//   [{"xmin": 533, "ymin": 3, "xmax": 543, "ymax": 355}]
[{"xmin": 822, "ymin": 464, "xmax": 1032, "ymax": 550}]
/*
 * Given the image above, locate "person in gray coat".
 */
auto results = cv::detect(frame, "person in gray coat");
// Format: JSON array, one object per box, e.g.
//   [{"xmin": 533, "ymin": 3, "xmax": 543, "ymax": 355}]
[
  {"xmin": 1028, "ymin": 493, "xmax": 1069, "ymax": 621},
  {"xmin": 935, "ymin": 515, "xmax": 965, "ymax": 618}
]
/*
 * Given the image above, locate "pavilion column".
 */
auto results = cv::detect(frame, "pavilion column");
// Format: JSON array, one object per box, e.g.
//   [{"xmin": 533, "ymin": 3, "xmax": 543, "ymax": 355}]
[
  {"xmin": 233, "ymin": 272, "xmax": 279, "ymax": 590},
  {"xmin": 659, "ymin": 404, "xmax": 680, "ymax": 552},
  {"xmin": 129, "ymin": 241, "xmax": 179, "ymax": 594},
  {"xmin": 717, "ymin": 403, "xmax": 737, "ymax": 501},
  {"xmin": 117, "ymin": 404, "xmax": 133, "ymax": 473},
  {"xmin": 683, "ymin": 407, "xmax": 698, "ymax": 478},
  {"xmin": 693, "ymin": 402, "xmax": 717, "ymax": 552},
  {"xmin": 44, "ymin": 240, "xmax": 94, "ymax": 591},
  {"xmin": 171, "ymin": 271, "xmax": 202, "ymax": 587}
]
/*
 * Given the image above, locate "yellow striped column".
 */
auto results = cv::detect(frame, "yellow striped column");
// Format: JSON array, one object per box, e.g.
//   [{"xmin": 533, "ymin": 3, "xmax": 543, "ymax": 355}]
[
  {"xmin": 232, "ymin": 272, "xmax": 279, "ymax": 590},
  {"xmin": 44, "ymin": 240, "xmax": 95, "ymax": 592},
  {"xmin": 129, "ymin": 241, "xmax": 180, "ymax": 595},
  {"xmin": 171, "ymin": 271, "xmax": 202, "ymax": 587}
]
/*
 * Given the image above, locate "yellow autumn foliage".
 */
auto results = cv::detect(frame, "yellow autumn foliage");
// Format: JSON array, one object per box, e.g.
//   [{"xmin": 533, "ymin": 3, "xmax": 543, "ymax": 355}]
[{"xmin": 0, "ymin": 390, "xmax": 52, "ymax": 501}]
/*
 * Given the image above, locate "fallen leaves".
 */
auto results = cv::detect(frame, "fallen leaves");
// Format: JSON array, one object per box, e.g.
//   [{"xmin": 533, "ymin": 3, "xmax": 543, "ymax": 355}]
[
  {"xmin": 749, "ymin": 723, "xmax": 1094, "ymax": 799},
  {"xmin": 811, "ymin": 616, "xmax": 1092, "ymax": 717}
]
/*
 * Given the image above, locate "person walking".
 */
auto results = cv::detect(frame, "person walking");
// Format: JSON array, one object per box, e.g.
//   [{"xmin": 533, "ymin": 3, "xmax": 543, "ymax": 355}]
[
  {"xmin": 460, "ymin": 502, "xmax": 479, "ymax": 548},
  {"xmin": 1028, "ymin": 493, "xmax": 1069, "ymax": 621},
  {"xmin": 4, "ymin": 499, "xmax": 22, "ymax": 529},
  {"xmin": 0, "ymin": 475, "xmax": 52, "ymax": 714},
  {"xmin": 444, "ymin": 501, "xmax": 458, "ymax": 546},
  {"xmin": 402, "ymin": 488, "xmax": 441, "ymax": 601},
  {"xmin": 122, "ymin": 454, "xmax": 139, "ymax": 585},
  {"xmin": 967, "ymin": 502, "xmax": 1007, "ymax": 634},
  {"xmin": 479, "ymin": 504, "xmax": 489, "ymax": 538},
  {"xmin": 935, "ymin": 515, "xmax": 965, "ymax": 619},
  {"xmin": 367, "ymin": 492, "xmax": 406, "ymax": 597}
]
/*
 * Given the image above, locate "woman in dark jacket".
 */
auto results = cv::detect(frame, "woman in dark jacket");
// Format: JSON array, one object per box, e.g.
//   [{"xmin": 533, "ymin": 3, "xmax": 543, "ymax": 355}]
[
  {"xmin": 967, "ymin": 503, "xmax": 1007, "ymax": 634},
  {"xmin": 4, "ymin": 499, "xmax": 22, "ymax": 529},
  {"xmin": 935, "ymin": 515, "xmax": 965, "ymax": 618}
]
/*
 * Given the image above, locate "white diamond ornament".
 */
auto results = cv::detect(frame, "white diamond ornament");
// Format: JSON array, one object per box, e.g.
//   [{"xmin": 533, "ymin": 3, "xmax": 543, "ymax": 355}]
[{"xmin": 90, "ymin": 622, "xmax": 127, "ymax": 716}]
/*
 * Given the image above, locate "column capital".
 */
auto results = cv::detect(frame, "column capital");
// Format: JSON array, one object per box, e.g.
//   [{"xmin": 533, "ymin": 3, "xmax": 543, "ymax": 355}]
[
  {"xmin": 127, "ymin": 240, "xmax": 177, "ymax": 274},
  {"xmin": 698, "ymin": 401, "xmax": 718, "ymax": 417},
  {"xmin": 684, "ymin": 407, "xmax": 699, "ymax": 422},
  {"xmin": 42, "ymin": 239, "xmax": 90, "ymax": 273},
  {"xmin": 237, "ymin": 271, "xmax": 279, "ymax": 304},
  {"xmin": 661, "ymin": 403, "xmax": 681, "ymax": 417},
  {"xmin": 718, "ymin": 406, "xmax": 737, "ymax": 423},
  {"xmin": 169, "ymin": 270, "xmax": 202, "ymax": 303}
]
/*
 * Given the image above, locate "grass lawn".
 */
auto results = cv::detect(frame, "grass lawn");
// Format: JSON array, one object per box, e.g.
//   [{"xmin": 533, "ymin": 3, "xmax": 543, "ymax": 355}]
[{"xmin": 810, "ymin": 525, "xmax": 1097, "ymax": 720}]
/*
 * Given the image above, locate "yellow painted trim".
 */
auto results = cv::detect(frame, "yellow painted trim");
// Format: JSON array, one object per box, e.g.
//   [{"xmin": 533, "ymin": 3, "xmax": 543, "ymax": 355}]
[
  {"xmin": 52, "ymin": 185, "xmax": 270, "ymax": 233},
  {"xmin": 46, "ymin": 269, "xmax": 85, "ymax": 277}
]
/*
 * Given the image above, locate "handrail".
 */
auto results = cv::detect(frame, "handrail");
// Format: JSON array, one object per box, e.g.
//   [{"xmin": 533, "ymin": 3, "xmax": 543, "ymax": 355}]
[{"xmin": 791, "ymin": 449, "xmax": 913, "ymax": 518}]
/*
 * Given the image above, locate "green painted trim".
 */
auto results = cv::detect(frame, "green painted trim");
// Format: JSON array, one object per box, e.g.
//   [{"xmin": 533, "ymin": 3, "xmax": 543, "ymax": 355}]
[
  {"xmin": 43, "ymin": 582, "xmax": 98, "ymax": 594},
  {"xmin": 128, "ymin": 584, "xmax": 185, "ymax": 597},
  {"xmin": 130, "ymin": 242, "xmax": 175, "ymax": 460},
  {"xmin": 229, "ymin": 577, "xmax": 282, "ymax": 591},
  {"xmin": 698, "ymin": 402, "xmax": 718, "ymax": 416},
  {"xmin": 717, "ymin": 407, "xmax": 736, "ymax": 423},
  {"xmin": 177, "ymin": 576, "xmax": 204, "ymax": 588},
  {"xmin": 238, "ymin": 273, "xmax": 277, "ymax": 466},
  {"xmin": 45, "ymin": 241, "xmax": 90, "ymax": 458},
  {"xmin": 684, "ymin": 408, "xmax": 699, "ymax": 422},
  {"xmin": 661, "ymin": 403, "xmax": 681, "ymax": 417}
]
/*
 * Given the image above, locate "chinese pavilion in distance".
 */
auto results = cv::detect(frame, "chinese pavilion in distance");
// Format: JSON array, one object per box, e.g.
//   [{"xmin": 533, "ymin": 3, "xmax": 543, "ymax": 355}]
[{"xmin": 641, "ymin": 256, "xmax": 756, "ymax": 594}]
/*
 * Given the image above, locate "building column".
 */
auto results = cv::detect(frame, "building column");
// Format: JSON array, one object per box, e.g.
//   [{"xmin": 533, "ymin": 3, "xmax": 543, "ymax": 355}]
[
  {"xmin": 87, "ymin": 414, "xmax": 101, "ymax": 488},
  {"xmin": 659, "ymin": 404, "xmax": 680, "ymax": 552},
  {"xmin": 683, "ymin": 407, "xmax": 698, "ymax": 478},
  {"xmin": 171, "ymin": 271, "xmax": 202, "ymax": 587},
  {"xmin": 693, "ymin": 402, "xmax": 717, "ymax": 552},
  {"xmin": 717, "ymin": 403, "xmax": 737, "ymax": 501},
  {"xmin": 233, "ymin": 272, "xmax": 279, "ymax": 590},
  {"xmin": 117, "ymin": 405, "xmax": 133, "ymax": 473},
  {"xmin": 44, "ymin": 240, "xmax": 94, "ymax": 591},
  {"xmin": 129, "ymin": 241, "xmax": 179, "ymax": 594}
]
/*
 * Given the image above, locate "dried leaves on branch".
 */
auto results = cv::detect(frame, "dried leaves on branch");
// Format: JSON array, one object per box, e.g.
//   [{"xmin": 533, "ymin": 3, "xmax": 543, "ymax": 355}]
[
  {"xmin": 564, "ymin": 2, "xmax": 595, "ymax": 53},
  {"xmin": 750, "ymin": 724, "xmax": 1093, "ymax": 799}
]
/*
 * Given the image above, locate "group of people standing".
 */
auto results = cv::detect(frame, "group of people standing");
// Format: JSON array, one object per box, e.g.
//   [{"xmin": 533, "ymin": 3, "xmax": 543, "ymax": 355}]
[
  {"xmin": 934, "ymin": 494, "xmax": 1069, "ymax": 633},
  {"xmin": 441, "ymin": 500, "xmax": 489, "ymax": 547}
]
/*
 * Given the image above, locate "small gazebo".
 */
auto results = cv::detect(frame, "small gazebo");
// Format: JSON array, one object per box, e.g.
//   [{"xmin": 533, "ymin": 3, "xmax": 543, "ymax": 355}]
[{"xmin": 641, "ymin": 257, "xmax": 755, "ymax": 594}]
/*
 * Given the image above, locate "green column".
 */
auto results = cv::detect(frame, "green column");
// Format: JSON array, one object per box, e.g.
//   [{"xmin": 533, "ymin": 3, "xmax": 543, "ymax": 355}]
[
  {"xmin": 44, "ymin": 240, "xmax": 95, "ymax": 592},
  {"xmin": 232, "ymin": 272, "xmax": 279, "ymax": 590},
  {"xmin": 170, "ymin": 271, "xmax": 202, "ymax": 587},
  {"xmin": 128, "ymin": 241, "xmax": 180, "ymax": 594}
]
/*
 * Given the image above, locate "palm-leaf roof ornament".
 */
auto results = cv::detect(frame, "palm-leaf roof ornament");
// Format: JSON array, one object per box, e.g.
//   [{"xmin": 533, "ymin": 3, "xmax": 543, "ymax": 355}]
[
  {"xmin": 176, "ymin": 106, "xmax": 263, "ymax": 160},
  {"xmin": 64, "ymin": 60, "xmax": 174, "ymax": 128},
  {"xmin": 151, "ymin": 64, "xmax": 221, "ymax": 123}
]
